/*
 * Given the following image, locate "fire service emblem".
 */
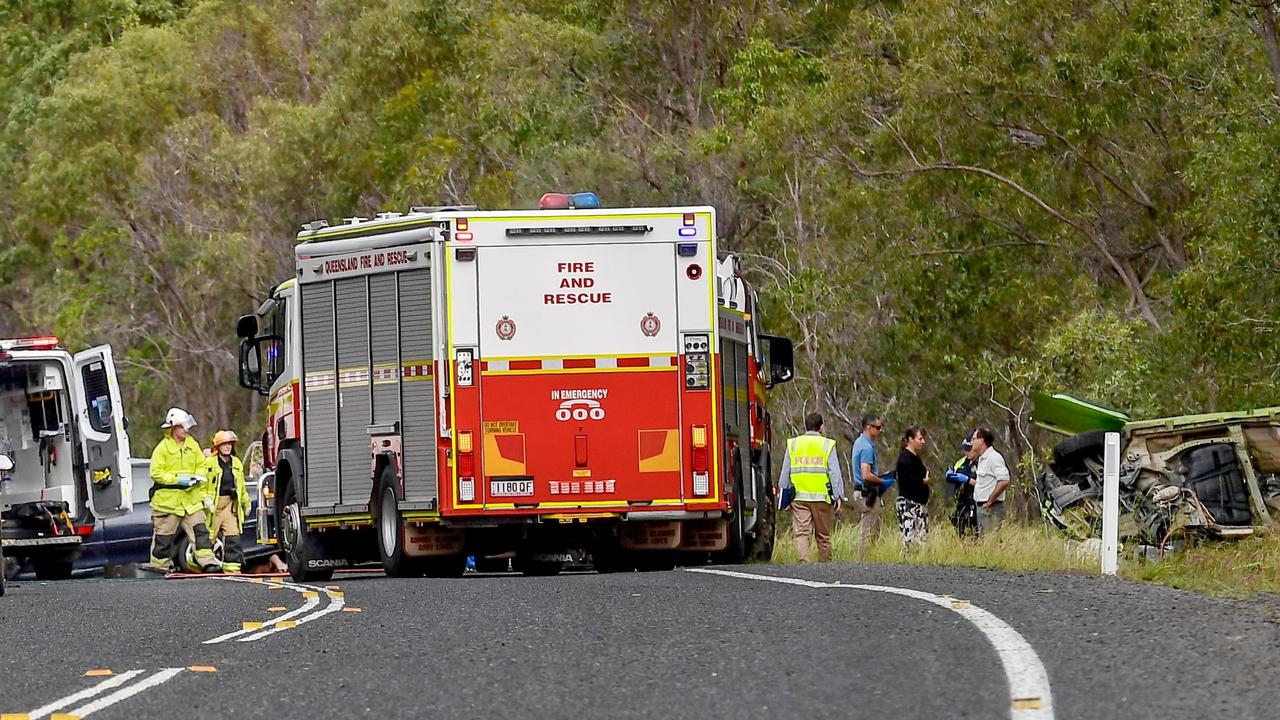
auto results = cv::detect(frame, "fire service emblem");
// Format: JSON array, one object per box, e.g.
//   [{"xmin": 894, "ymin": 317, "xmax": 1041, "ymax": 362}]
[
  {"xmin": 496, "ymin": 316, "xmax": 517, "ymax": 341},
  {"xmin": 640, "ymin": 313, "xmax": 661, "ymax": 337}
]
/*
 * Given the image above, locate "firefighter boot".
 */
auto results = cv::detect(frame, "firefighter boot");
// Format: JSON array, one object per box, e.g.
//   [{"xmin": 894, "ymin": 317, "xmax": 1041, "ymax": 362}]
[
  {"xmin": 150, "ymin": 534, "xmax": 177, "ymax": 572},
  {"xmin": 191, "ymin": 523, "xmax": 221, "ymax": 573},
  {"xmin": 222, "ymin": 534, "xmax": 244, "ymax": 574}
]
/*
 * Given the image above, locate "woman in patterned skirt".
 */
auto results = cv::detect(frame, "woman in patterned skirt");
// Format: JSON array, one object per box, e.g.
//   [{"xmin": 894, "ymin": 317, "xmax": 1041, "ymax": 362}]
[{"xmin": 894, "ymin": 426, "xmax": 932, "ymax": 550}]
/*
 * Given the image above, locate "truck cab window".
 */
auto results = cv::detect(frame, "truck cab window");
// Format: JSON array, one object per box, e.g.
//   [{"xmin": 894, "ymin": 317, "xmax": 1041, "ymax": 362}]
[{"xmin": 262, "ymin": 298, "xmax": 287, "ymax": 387}]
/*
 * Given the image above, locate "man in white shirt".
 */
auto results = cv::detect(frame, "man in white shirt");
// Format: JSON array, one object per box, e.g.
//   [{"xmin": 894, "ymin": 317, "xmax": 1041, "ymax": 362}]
[{"xmin": 969, "ymin": 428, "xmax": 1010, "ymax": 534}]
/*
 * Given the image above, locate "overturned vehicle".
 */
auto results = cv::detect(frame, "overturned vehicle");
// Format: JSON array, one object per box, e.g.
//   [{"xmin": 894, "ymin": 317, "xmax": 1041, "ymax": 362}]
[{"xmin": 1033, "ymin": 394, "xmax": 1280, "ymax": 550}]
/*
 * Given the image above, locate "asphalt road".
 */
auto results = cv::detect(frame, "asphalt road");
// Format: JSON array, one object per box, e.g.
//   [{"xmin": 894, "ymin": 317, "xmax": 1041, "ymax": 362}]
[{"xmin": 1, "ymin": 563, "xmax": 1277, "ymax": 719}]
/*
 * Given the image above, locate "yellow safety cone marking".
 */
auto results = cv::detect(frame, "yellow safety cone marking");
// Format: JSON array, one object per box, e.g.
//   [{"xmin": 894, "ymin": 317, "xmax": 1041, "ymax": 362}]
[
  {"xmin": 188, "ymin": 666, "xmax": 218, "ymax": 673},
  {"xmin": 242, "ymin": 621, "xmax": 264, "ymax": 630},
  {"xmin": 267, "ymin": 606, "xmax": 287, "ymax": 612},
  {"xmin": 1012, "ymin": 698, "xmax": 1042, "ymax": 710},
  {"xmin": 342, "ymin": 607, "xmax": 362, "ymax": 613},
  {"xmin": 278, "ymin": 621, "xmax": 298, "ymax": 629},
  {"xmin": 84, "ymin": 669, "xmax": 113, "ymax": 677}
]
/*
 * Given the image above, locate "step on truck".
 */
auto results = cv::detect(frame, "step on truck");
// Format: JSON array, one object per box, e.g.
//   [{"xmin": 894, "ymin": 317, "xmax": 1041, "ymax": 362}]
[
  {"xmin": 0, "ymin": 337, "xmax": 133, "ymax": 581},
  {"xmin": 236, "ymin": 195, "xmax": 794, "ymax": 581}
]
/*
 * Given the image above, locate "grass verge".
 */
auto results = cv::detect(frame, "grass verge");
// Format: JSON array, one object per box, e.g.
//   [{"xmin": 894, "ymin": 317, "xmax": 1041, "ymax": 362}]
[{"xmin": 770, "ymin": 512, "xmax": 1280, "ymax": 598}]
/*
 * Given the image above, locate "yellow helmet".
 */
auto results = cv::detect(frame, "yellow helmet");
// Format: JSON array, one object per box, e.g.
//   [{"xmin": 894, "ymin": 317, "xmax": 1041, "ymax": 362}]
[{"xmin": 212, "ymin": 430, "xmax": 239, "ymax": 448}]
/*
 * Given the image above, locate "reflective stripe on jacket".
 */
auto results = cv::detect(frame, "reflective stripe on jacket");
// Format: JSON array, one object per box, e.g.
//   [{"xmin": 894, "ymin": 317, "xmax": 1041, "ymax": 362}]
[
  {"xmin": 202, "ymin": 454, "xmax": 250, "ymax": 529},
  {"xmin": 149, "ymin": 434, "xmax": 207, "ymax": 516},
  {"xmin": 787, "ymin": 434, "xmax": 837, "ymax": 503}
]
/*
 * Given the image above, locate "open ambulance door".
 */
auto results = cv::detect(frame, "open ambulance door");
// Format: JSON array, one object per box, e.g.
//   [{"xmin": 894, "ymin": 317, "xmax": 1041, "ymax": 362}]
[{"xmin": 72, "ymin": 345, "xmax": 133, "ymax": 518}]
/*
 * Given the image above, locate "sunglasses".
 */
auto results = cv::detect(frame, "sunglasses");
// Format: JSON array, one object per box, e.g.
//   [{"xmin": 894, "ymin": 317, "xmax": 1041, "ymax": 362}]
[{"xmin": 870, "ymin": 424, "xmax": 883, "ymax": 430}]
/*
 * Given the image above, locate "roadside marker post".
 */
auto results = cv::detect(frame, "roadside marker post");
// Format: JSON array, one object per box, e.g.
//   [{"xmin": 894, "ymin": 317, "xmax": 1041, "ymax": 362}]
[{"xmin": 1101, "ymin": 431, "xmax": 1121, "ymax": 576}]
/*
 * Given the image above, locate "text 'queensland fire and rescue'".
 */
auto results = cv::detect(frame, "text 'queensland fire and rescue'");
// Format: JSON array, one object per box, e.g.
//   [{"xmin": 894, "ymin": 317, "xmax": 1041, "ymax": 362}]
[
  {"xmin": 545, "ymin": 261, "xmax": 613, "ymax": 305},
  {"xmin": 323, "ymin": 249, "xmax": 413, "ymax": 275}
]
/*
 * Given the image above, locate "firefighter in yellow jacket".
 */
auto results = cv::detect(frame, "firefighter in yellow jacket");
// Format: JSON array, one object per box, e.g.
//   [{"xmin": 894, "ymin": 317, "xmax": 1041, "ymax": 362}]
[
  {"xmin": 149, "ymin": 408, "xmax": 219, "ymax": 572},
  {"xmin": 203, "ymin": 430, "xmax": 250, "ymax": 574}
]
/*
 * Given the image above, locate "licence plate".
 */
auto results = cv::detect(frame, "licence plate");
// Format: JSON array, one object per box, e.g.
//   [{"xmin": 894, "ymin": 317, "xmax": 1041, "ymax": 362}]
[{"xmin": 490, "ymin": 479, "xmax": 534, "ymax": 497}]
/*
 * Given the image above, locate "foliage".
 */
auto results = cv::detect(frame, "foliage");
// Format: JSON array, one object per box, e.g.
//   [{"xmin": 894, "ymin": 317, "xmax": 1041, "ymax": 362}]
[{"xmin": 0, "ymin": 0, "xmax": 1276, "ymax": 461}]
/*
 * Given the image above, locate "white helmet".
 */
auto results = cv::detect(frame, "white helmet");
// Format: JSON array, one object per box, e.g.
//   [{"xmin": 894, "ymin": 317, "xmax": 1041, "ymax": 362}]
[{"xmin": 161, "ymin": 407, "xmax": 195, "ymax": 430}]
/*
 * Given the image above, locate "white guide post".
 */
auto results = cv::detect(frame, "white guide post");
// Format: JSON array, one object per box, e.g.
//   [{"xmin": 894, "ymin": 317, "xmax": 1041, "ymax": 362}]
[{"xmin": 1101, "ymin": 431, "xmax": 1121, "ymax": 575}]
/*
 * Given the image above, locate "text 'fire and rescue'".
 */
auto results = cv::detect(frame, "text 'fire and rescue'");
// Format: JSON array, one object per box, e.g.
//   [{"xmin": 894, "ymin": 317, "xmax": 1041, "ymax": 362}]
[
  {"xmin": 545, "ymin": 262, "xmax": 612, "ymax": 305},
  {"xmin": 323, "ymin": 249, "xmax": 414, "ymax": 274}
]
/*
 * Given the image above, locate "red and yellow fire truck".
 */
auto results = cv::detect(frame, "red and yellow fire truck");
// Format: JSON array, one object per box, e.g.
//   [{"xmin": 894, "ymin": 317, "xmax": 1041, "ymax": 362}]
[{"xmin": 236, "ymin": 195, "xmax": 794, "ymax": 581}]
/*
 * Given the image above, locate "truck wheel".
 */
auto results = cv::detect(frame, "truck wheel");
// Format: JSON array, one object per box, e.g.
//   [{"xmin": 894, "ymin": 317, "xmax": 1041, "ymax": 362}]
[
  {"xmin": 33, "ymin": 554, "xmax": 74, "ymax": 581},
  {"xmin": 421, "ymin": 554, "xmax": 466, "ymax": 578},
  {"xmin": 514, "ymin": 554, "xmax": 563, "ymax": 577},
  {"xmin": 749, "ymin": 450, "xmax": 776, "ymax": 561},
  {"xmin": 1051, "ymin": 431, "xmax": 1108, "ymax": 474},
  {"xmin": 712, "ymin": 451, "xmax": 749, "ymax": 565},
  {"xmin": 633, "ymin": 551, "xmax": 676, "ymax": 572},
  {"xmin": 280, "ymin": 482, "xmax": 334, "ymax": 583},
  {"xmin": 376, "ymin": 467, "xmax": 423, "ymax": 578}
]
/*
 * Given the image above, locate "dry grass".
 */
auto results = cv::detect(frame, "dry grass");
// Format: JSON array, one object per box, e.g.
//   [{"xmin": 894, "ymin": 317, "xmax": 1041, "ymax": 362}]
[
  {"xmin": 769, "ymin": 511, "xmax": 1280, "ymax": 598},
  {"xmin": 770, "ymin": 513, "xmax": 1094, "ymax": 573},
  {"xmin": 1123, "ymin": 532, "xmax": 1280, "ymax": 598}
]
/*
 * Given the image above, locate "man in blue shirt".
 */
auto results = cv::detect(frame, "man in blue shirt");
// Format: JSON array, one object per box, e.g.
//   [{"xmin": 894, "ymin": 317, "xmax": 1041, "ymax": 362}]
[{"xmin": 850, "ymin": 414, "xmax": 886, "ymax": 559}]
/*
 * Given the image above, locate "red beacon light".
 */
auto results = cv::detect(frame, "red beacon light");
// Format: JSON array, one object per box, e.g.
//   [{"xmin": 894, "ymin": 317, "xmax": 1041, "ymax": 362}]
[
  {"xmin": 539, "ymin": 192, "xmax": 602, "ymax": 210},
  {"xmin": 0, "ymin": 336, "xmax": 61, "ymax": 352}
]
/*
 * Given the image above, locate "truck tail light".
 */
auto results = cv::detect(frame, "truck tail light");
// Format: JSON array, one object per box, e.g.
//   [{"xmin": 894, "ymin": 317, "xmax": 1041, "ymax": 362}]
[
  {"xmin": 457, "ymin": 430, "xmax": 476, "ymax": 499},
  {"xmin": 459, "ymin": 477, "xmax": 475, "ymax": 503},
  {"xmin": 691, "ymin": 425, "xmax": 710, "ymax": 496},
  {"xmin": 74, "ymin": 522, "xmax": 95, "ymax": 537},
  {"xmin": 457, "ymin": 431, "xmax": 473, "ymax": 454}
]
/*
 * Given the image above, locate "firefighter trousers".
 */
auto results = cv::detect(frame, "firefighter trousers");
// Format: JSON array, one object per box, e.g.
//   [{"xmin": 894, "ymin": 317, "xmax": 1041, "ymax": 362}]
[
  {"xmin": 211, "ymin": 496, "xmax": 244, "ymax": 572},
  {"xmin": 150, "ymin": 512, "xmax": 215, "ymax": 570}
]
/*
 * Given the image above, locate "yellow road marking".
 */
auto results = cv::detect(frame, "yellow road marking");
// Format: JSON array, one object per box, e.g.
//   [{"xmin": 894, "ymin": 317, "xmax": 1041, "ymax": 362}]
[
  {"xmin": 242, "ymin": 622, "xmax": 264, "ymax": 630},
  {"xmin": 188, "ymin": 666, "xmax": 218, "ymax": 673},
  {"xmin": 329, "ymin": 591, "xmax": 344, "ymax": 599},
  {"xmin": 1012, "ymin": 698, "xmax": 1042, "ymax": 710},
  {"xmin": 267, "ymin": 606, "xmax": 287, "ymax": 612},
  {"xmin": 83, "ymin": 669, "xmax": 112, "ymax": 677},
  {"xmin": 951, "ymin": 601, "xmax": 971, "ymax": 609},
  {"xmin": 277, "ymin": 621, "xmax": 298, "ymax": 629},
  {"xmin": 324, "ymin": 585, "xmax": 341, "ymax": 591},
  {"xmin": 342, "ymin": 607, "xmax": 362, "ymax": 613},
  {"xmin": 50, "ymin": 714, "xmax": 77, "ymax": 720},
  {"xmin": 2, "ymin": 713, "xmax": 32, "ymax": 720},
  {"xmin": 303, "ymin": 591, "xmax": 318, "ymax": 600}
]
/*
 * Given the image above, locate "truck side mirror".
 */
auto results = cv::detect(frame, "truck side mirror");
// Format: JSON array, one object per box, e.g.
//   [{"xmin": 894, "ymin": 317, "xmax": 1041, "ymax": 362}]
[
  {"xmin": 236, "ymin": 314, "xmax": 259, "ymax": 339},
  {"xmin": 761, "ymin": 334, "xmax": 794, "ymax": 388},
  {"xmin": 238, "ymin": 339, "xmax": 264, "ymax": 393}
]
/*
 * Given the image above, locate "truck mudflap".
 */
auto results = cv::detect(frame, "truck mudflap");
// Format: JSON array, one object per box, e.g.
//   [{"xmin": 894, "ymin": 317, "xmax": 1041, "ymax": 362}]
[
  {"xmin": 617, "ymin": 518, "xmax": 730, "ymax": 552},
  {"xmin": 403, "ymin": 523, "xmax": 464, "ymax": 557}
]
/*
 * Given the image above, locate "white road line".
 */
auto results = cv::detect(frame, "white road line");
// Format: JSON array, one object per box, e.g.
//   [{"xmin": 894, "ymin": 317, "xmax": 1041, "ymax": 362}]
[
  {"xmin": 202, "ymin": 578, "xmax": 319, "ymax": 644},
  {"xmin": 240, "ymin": 584, "xmax": 345, "ymax": 641},
  {"xmin": 65, "ymin": 668, "xmax": 186, "ymax": 718},
  {"xmin": 687, "ymin": 568, "xmax": 1055, "ymax": 720},
  {"xmin": 25, "ymin": 670, "xmax": 147, "ymax": 719}
]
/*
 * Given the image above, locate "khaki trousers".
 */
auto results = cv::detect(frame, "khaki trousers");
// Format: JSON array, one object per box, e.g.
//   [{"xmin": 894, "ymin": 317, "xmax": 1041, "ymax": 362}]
[
  {"xmin": 792, "ymin": 500, "xmax": 835, "ymax": 562},
  {"xmin": 211, "ymin": 496, "xmax": 244, "ymax": 571},
  {"xmin": 150, "ymin": 512, "xmax": 213, "ymax": 569},
  {"xmin": 851, "ymin": 490, "xmax": 882, "ymax": 559},
  {"xmin": 977, "ymin": 501, "xmax": 1007, "ymax": 534}
]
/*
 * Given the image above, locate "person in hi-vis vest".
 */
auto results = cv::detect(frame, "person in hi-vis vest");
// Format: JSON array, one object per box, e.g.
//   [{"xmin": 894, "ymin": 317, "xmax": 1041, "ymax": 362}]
[{"xmin": 778, "ymin": 412, "xmax": 847, "ymax": 562}]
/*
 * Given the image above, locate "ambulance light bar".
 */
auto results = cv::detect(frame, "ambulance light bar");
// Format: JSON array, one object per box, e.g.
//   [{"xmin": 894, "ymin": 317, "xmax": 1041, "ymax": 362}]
[
  {"xmin": 0, "ymin": 336, "xmax": 61, "ymax": 351},
  {"xmin": 538, "ymin": 192, "xmax": 601, "ymax": 210}
]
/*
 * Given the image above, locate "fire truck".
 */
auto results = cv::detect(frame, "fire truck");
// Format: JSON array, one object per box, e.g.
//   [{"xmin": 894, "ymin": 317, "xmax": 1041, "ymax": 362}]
[{"xmin": 236, "ymin": 195, "xmax": 794, "ymax": 581}]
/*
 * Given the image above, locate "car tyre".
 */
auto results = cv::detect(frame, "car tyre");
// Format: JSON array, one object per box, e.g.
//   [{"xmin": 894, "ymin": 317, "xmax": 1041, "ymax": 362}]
[
  {"xmin": 33, "ymin": 553, "xmax": 74, "ymax": 581},
  {"xmin": 1051, "ymin": 430, "xmax": 1108, "ymax": 474}
]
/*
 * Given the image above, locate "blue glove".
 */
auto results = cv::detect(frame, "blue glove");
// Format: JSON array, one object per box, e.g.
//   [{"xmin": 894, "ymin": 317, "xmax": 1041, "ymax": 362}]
[
  {"xmin": 176, "ymin": 475, "xmax": 200, "ymax": 488},
  {"xmin": 945, "ymin": 470, "xmax": 969, "ymax": 486}
]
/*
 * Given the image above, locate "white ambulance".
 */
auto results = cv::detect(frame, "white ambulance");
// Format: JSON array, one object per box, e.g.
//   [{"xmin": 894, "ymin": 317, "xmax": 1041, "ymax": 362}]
[{"xmin": 0, "ymin": 337, "xmax": 132, "ymax": 581}]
